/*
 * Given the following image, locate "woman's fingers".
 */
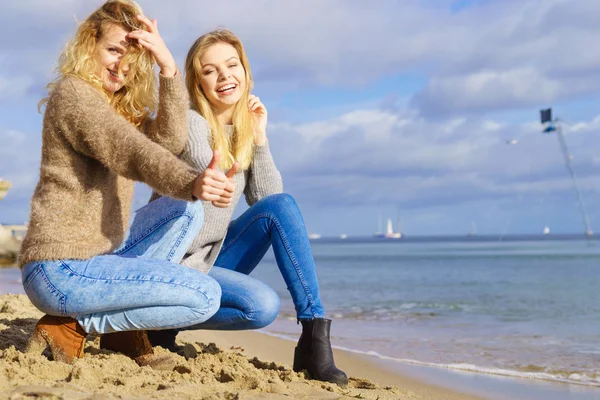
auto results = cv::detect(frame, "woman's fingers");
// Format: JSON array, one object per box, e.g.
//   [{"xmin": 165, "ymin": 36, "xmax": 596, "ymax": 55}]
[
  {"xmin": 128, "ymin": 16, "xmax": 176, "ymax": 76},
  {"xmin": 248, "ymin": 97, "xmax": 260, "ymax": 108},
  {"xmin": 200, "ymin": 160, "xmax": 237, "ymax": 208},
  {"xmin": 219, "ymin": 189, "xmax": 233, "ymax": 199},
  {"xmin": 249, "ymin": 96, "xmax": 267, "ymax": 115},
  {"xmin": 200, "ymin": 193, "xmax": 221, "ymax": 202},
  {"xmin": 135, "ymin": 38, "xmax": 154, "ymax": 52},
  {"xmin": 202, "ymin": 186, "xmax": 225, "ymax": 196},
  {"xmin": 203, "ymin": 169, "xmax": 227, "ymax": 184},
  {"xmin": 127, "ymin": 30, "xmax": 152, "ymax": 43},
  {"xmin": 127, "ymin": 31, "xmax": 155, "ymax": 51},
  {"xmin": 212, "ymin": 199, "xmax": 232, "ymax": 208},
  {"xmin": 136, "ymin": 14, "xmax": 156, "ymax": 33},
  {"xmin": 225, "ymin": 162, "xmax": 239, "ymax": 178}
]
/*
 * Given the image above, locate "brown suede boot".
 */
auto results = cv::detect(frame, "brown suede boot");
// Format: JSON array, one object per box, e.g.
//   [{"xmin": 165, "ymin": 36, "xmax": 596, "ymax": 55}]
[
  {"xmin": 27, "ymin": 314, "xmax": 87, "ymax": 363},
  {"xmin": 100, "ymin": 330, "xmax": 176, "ymax": 371}
]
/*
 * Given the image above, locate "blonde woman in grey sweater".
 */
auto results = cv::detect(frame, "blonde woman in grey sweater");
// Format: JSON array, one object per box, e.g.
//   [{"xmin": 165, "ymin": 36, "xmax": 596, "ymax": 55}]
[{"xmin": 148, "ymin": 29, "xmax": 348, "ymax": 386}]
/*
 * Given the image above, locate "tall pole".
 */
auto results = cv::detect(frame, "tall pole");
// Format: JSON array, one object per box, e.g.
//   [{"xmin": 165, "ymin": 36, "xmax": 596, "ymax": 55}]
[{"xmin": 554, "ymin": 122, "xmax": 593, "ymax": 236}]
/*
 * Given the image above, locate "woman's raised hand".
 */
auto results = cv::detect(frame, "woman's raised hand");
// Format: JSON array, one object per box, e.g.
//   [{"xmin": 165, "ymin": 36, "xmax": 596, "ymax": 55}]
[
  {"xmin": 127, "ymin": 15, "xmax": 177, "ymax": 77},
  {"xmin": 192, "ymin": 150, "xmax": 239, "ymax": 208},
  {"xmin": 249, "ymin": 94, "xmax": 267, "ymax": 146}
]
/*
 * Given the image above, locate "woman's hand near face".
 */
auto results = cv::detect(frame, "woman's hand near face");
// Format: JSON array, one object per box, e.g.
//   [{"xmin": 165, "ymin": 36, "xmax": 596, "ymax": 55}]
[
  {"xmin": 127, "ymin": 15, "xmax": 177, "ymax": 77},
  {"xmin": 249, "ymin": 95, "xmax": 267, "ymax": 146},
  {"xmin": 192, "ymin": 150, "xmax": 239, "ymax": 208}
]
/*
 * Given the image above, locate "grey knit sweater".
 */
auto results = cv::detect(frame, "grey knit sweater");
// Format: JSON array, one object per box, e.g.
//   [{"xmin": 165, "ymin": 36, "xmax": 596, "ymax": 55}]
[{"xmin": 151, "ymin": 110, "xmax": 283, "ymax": 273}]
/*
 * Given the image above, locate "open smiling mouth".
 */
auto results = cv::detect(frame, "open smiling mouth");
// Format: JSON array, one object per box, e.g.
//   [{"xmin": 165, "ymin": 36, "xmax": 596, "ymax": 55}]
[
  {"xmin": 217, "ymin": 84, "xmax": 237, "ymax": 94},
  {"xmin": 108, "ymin": 70, "xmax": 125, "ymax": 81}
]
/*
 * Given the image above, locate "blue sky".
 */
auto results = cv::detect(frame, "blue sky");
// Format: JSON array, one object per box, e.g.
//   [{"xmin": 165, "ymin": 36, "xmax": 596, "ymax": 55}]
[{"xmin": 2, "ymin": 0, "xmax": 600, "ymax": 237}]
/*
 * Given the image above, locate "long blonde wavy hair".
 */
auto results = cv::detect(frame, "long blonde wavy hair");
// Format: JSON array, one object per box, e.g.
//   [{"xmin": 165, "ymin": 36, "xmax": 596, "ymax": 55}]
[
  {"xmin": 185, "ymin": 29, "xmax": 255, "ymax": 170},
  {"xmin": 39, "ymin": 0, "xmax": 156, "ymax": 127}
]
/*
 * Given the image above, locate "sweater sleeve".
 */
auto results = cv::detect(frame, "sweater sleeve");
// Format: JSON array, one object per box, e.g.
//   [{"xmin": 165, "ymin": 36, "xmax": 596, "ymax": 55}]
[
  {"xmin": 141, "ymin": 73, "xmax": 189, "ymax": 155},
  {"xmin": 54, "ymin": 77, "xmax": 198, "ymax": 201},
  {"xmin": 244, "ymin": 141, "xmax": 283, "ymax": 206}
]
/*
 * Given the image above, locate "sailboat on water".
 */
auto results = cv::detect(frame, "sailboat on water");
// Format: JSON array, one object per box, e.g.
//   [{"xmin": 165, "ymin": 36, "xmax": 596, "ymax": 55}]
[{"xmin": 374, "ymin": 217, "xmax": 402, "ymax": 239}]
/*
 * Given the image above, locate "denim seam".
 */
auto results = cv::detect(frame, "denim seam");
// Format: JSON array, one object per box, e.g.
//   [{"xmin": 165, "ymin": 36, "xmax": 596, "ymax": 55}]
[
  {"xmin": 166, "ymin": 214, "xmax": 193, "ymax": 261},
  {"xmin": 57, "ymin": 259, "xmax": 213, "ymax": 297},
  {"xmin": 40, "ymin": 264, "xmax": 67, "ymax": 316},
  {"xmin": 23, "ymin": 264, "xmax": 42, "ymax": 291},
  {"xmin": 158, "ymin": 303, "xmax": 215, "ymax": 330},
  {"xmin": 220, "ymin": 212, "xmax": 318, "ymax": 319},
  {"xmin": 115, "ymin": 211, "xmax": 194, "ymax": 258}
]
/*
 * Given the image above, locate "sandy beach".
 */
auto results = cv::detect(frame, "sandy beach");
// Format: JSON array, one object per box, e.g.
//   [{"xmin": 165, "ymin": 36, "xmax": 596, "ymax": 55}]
[{"xmin": 0, "ymin": 293, "xmax": 481, "ymax": 400}]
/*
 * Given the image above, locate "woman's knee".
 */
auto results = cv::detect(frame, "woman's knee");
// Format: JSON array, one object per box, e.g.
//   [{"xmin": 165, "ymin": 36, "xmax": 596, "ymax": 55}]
[
  {"xmin": 257, "ymin": 194, "xmax": 301, "ymax": 222},
  {"xmin": 189, "ymin": 275, "xmax": 222, "ymax": 323},
  {"xmin": 262, "ymin": 193, "xmax": 297, "ymax": 209},
  {"xmin": 248, "ymin": 286, "xmax": 280, "ymax": 329}
]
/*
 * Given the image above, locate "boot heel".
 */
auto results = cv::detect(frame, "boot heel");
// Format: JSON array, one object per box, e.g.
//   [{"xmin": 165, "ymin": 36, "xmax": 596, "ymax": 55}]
[
  {"xmin": 292, "ymin": 347, "xmax": 306, "ymax": 372},
  {"xmin": 25, "ymin": 328, "xmax": 48, "ymax": 355}
]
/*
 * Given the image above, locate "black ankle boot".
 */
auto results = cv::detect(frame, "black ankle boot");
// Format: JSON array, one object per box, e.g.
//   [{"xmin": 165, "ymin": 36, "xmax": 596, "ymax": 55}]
[
  {"xmin": 147, "ymin": 329, "xmax": 179, "ymax": 352},
  {"xmin": 293, "ymin": 318, "xmax": 348, "ymax": 386}
]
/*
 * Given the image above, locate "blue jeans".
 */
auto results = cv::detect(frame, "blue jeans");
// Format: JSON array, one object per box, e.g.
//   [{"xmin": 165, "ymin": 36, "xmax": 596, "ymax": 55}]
[
  {"xmin": 183, "ymin": 193, "xmax": 325, "ymax": 331},
  {"xmin": 21, "ymin": 197, "xmax": 221, "ymax": 334}
]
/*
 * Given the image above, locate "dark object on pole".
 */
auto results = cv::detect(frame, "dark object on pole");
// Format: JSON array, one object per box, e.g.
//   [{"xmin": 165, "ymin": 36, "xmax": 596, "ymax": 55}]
[
  {"xmin": 539, "ymin": 109, "xmax": 593, "ymax": 236},
  {"xmin": 540, "ymin": 108, "xmax": 552, "ymax": 124}
]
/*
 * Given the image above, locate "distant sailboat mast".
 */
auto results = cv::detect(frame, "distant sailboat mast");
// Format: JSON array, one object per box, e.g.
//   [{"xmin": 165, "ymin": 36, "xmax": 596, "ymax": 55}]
[{"xmin": 468, "ymin": 221, "xmax": 477, "ymax": 237}]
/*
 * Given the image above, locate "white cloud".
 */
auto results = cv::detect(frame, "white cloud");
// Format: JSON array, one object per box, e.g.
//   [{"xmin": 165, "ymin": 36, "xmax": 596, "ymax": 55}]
[
  {"xmin": 2, "ymin": 0, "xmax": 600, "ymax": 113},
  {"xmin": 266, "ymin": 105, "xmax": 600, "ymax": 211},
  {"xmin": 411, "ymin": 68, "xmax": 568, "ymax": 115}
]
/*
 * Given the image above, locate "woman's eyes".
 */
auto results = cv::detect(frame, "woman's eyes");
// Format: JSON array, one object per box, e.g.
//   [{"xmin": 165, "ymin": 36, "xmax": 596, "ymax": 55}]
[{"xmin": 203, "ymin": 64, "xmax": 238, "ymax": 75}]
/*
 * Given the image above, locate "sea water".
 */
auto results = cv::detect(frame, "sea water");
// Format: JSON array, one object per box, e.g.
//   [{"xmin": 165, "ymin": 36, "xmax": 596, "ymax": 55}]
[{"xmin": 250, "ymin": 237, "xmax": 600, "ymax": 388}]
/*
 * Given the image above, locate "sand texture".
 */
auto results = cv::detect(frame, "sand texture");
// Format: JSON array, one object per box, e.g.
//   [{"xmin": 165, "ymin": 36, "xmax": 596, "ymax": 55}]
[{"xmin": 0, "ymin": 294, "xmax": 414, "ymax": 400}]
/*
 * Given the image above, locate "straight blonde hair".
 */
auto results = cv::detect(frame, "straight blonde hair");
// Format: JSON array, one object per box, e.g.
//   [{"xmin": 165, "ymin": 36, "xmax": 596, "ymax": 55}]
[
  {"xmin": 40, "ymin": 0, "xmax": 156, "ymax": 126},
  {"xmin": 185, "ymin": 29, "xmax": 255, "ymax": 170}
]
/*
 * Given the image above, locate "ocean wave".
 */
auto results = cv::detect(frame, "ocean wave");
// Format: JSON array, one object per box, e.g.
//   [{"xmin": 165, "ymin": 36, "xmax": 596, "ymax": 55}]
[
  {"xmin": 257, "ymin": 328, "xmax": 600, "ymax": 387},
  {"xmin": 278, "ymin": 302, "xmax": 472, "ymax": 322}
]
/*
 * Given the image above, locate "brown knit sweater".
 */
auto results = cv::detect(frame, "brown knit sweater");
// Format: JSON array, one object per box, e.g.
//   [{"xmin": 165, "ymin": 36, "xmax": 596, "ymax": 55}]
[{"xmin": 19, "ymin": 74, "xmax": 198, "ymax": 267}]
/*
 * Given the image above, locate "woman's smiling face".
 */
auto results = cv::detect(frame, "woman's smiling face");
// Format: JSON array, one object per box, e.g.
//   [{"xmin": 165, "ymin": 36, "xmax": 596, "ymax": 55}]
[
  {"xmin": 95, "ymin": 23, "xmax": 130, "ymax": 94},
  {"xmin": 198, "ymin": 42, "xmax": 246, "ymax": 112}
]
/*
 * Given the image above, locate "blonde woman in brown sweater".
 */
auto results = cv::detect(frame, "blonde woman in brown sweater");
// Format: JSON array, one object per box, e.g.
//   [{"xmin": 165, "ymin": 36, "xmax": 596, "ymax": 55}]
[{"xmin": 19, "ymin": 1, "xmax": 232, "ymax": 368}]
